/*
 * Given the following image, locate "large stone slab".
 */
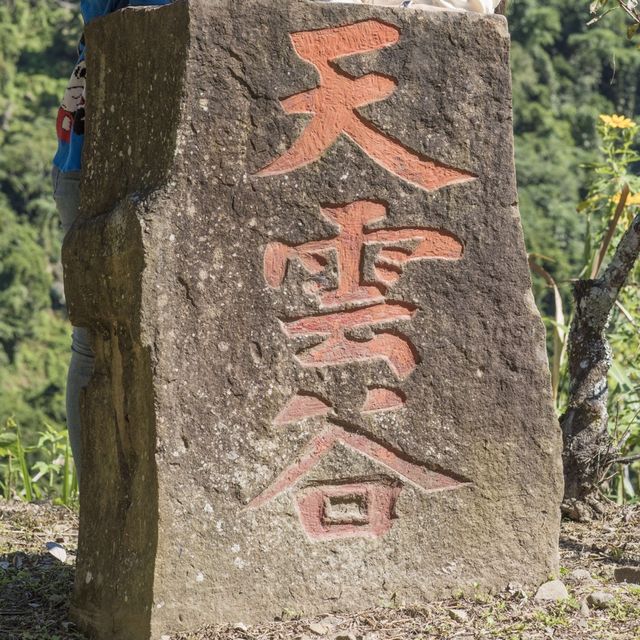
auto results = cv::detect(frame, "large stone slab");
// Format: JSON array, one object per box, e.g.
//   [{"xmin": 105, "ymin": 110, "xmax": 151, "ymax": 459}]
[{"xmin": 63, "ymin": 1, "xmax": 563, "ymax": 638}]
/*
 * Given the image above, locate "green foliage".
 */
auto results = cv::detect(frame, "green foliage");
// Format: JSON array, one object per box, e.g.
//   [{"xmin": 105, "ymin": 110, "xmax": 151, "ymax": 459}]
[
  {"xmin": 0, "ymin": 1, "xmax": 78, "ymax": 480},
  {"xmin": 0, "ymin": 308, "xmax": 69, "ymax": 438},
  {"xmin": 582, "ymin": 121, "xmax": 640, "ymax": 504},
  {"xmin": 532, "ymin": 115, "xmax": 640, "ymax": 501},
  {"xmin": 0, "ymin": 0, "xmax": 638, "ymax": 505},
  {"xmin": 508, "ymin": 0, "xmax": 640, "ymax": 502},
  {"xmin": 509, "ymin": 0, "xmax": 640, "ymax": 294},
  {"xmin": 0, "ymin": 417, "xmax": 77, "ymax": 505},
  {"xmin": 589, "ymin": 1, "xmax": 640, "ymax": 44},
  {"xmin": 0, "ymin": 1, "xmax": 77, "ymax": 228},
  {"xmin": 0, "ymin": 199, "xmax": 51, "ymax": 354}
]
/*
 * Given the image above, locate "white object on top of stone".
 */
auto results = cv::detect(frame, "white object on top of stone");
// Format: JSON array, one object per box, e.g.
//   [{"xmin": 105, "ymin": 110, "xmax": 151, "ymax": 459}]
[{"xmin": 317, "ymin": 0, "xmax": 501, "ymax": 14}]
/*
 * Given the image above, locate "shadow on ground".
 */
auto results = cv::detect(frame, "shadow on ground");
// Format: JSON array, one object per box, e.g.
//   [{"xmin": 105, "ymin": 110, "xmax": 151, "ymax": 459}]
[{"xmin": 0, "ymin": 551, "xmax": 82, "ymax": 639}]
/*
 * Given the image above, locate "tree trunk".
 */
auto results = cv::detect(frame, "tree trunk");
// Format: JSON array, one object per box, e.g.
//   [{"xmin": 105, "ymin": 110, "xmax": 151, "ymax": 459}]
[
  {"xmin": 561, "ymin": 213, "xmax": 640, "ymax": 520},
  {"xmin": 561, "ymin": 279, "xmax": 613, "ymax": 520}
]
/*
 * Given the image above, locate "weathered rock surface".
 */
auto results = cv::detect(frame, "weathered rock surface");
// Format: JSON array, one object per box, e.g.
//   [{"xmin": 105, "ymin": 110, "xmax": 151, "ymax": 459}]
[
  {"xmin": 534, "ymin": 580, "xmax": 569, "ymax": 602},
  {"xmin": 63, "ymin": 0, "xmax": 562, "ymax": 638},
  {"xmin": 566, "ymin": 568, "xmax": 594, "ymax": 584},
  {"xmin": 587, "ymin": 591, "xmax": 615, "ymax": 610},
  {"xmin": 448, "ymin": 608, "xmax": 470, "ymax": 623},
  {"xmin": 579, "ymin": 599, "xmax": 591, "ymax": 617},
  {"xmin": 613, "ymin": 566, "xmax": 640, "ymax": 584}
]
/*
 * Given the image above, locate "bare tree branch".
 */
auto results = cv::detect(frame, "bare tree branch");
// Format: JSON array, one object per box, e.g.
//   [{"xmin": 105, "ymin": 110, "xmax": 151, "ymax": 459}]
[
  {"xmin": 614, "ymin": 0, "xmax": 640, "ymax": 25},
  {"xmin": 495, "ymin": 1, "xmax": 509, "ymax": 16},
  {"xmin": 611, "ymin": 453, "xmax": 640, "ymax": 464},
  {"xmin": 591, "ymin": 184, "xmax": 628, "ymax": 278},
  {"xmin": 601, "ymin": 212, "xmax": 640, "ymax": 296}
]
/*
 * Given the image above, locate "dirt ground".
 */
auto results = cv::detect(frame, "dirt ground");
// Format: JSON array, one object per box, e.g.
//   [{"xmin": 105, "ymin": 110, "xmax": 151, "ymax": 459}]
[{"xmin": 0, "ymin": 501, "xmax": 638, "ymax": 640}]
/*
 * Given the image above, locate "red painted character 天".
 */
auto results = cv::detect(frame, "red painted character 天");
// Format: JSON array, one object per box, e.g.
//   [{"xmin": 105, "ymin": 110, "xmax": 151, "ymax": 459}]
[{"xmin": 256, "ymin": 20, "xmax": 475, "ymax": 191}]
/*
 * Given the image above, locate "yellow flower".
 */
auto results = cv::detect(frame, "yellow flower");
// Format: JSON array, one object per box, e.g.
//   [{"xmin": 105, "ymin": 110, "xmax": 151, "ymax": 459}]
[
  {"xmin": 599, "ymin": 114, "xmax": 636, "ymax": 129},
  {"xmin": 610, "ymin": 192, "xmax": 640, "ymax": 206}
]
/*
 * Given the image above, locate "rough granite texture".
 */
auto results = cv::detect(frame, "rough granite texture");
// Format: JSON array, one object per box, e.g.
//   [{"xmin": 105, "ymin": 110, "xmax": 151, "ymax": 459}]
[{"xmin": 62, "ymin": 1, "xmax": 563, "ymax": 638}]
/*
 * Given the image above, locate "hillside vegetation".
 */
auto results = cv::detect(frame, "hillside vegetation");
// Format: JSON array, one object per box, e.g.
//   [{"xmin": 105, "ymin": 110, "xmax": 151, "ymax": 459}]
[{"xmin": 0, "ymin": 0, "xmax": 638, "ymax": 501}]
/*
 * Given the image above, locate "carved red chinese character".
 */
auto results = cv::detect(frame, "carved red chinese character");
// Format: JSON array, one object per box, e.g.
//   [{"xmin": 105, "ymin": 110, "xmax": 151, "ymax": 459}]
[
  {"xmin": 255, "ymin": 20, "xmax": 476, "ymax": 191},
  {"xmin": 274, "ymin": 387, "xmax": 406, "ymax": 425},
  {"xmin": 265, "ymin": 200, "xmax": 463, "ymax": 308},
  {"xmin": 281, "ymin": 301, "xmax": 418, "ymax": 379},
  {"xmin": 265, "ymin": 200, "xmax": 463, "ymax": 381},
  {"xmin": 248, "ymin": 423, "xmax": 468, "ymax": 540}
]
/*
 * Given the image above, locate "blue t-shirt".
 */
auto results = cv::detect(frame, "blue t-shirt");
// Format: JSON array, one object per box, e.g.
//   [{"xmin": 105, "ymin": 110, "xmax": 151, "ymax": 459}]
[{"xmin": 53, "ymin": 0, "xmax": 172, "ymax": 172}]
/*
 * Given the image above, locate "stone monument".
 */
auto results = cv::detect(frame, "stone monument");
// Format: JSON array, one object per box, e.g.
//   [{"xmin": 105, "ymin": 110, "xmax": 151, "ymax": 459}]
[{"xmin": 62, "ymin": 1, "xmax": 563, "ymax": 638}]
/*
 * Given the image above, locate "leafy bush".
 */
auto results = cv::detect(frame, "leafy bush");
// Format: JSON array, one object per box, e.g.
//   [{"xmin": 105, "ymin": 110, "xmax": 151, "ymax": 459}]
[
  {"xmin": 0, "ymin": 0, "xmax": 638, "ymax": 506},
  {"xmin": 531, "ymin": 114, "xmax": 640, "ymax": 502},
  {"xmin": 0, "ymin": 417, "xmax": 77, "ymax": 505}
]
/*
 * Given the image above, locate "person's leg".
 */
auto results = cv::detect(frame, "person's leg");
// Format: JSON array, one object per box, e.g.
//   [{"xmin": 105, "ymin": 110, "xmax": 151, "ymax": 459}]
[{"xmin": 51, "ymin": 166, "xmax": 94, "ymax": 482}]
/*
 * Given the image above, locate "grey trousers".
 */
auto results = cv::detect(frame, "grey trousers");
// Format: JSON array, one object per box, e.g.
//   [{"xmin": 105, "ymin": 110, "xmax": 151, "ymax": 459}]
[{"xmin": 51, "ymin": 165, "xmax": 93, "ymax": 483}]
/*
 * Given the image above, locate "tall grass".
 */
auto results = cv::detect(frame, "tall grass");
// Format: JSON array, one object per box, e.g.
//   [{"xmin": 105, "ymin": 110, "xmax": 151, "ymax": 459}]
[{"xmin": 0, "ymin": 416, "xmax": 77, "ymax": 506}]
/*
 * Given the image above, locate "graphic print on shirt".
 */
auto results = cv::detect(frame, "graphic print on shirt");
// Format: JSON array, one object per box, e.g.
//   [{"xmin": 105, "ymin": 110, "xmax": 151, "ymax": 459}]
[{"xmin": 56, "ymin": 60, "xmax": 86, "ymax": 144}]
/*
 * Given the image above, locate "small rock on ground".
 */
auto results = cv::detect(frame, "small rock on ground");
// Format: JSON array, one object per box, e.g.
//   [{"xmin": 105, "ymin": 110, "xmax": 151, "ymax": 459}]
[
  {"xmin": 45, "ymin": 541, "xmax": 68, "ymax": 563},
  {"xmin": 613, "ymin": 566, "xmax": 640, "ymax": 584},
  {"xmin": 534, "ymin": 579, "xmax": 569, "ymax": 602},
  {"xmin": 566, "ymin": 568, "xmax": 593, "ymax": 584},
  {"xmin": 587, "ymin": 591, "xmax": 615, "ymax": 610},
  {"xmin": 448, "ymin": 608, "xmax": 469, "ymax": 623},
  {"xmin": 308, "ymin": 623, "xmax": 330, "ymax": 636}
]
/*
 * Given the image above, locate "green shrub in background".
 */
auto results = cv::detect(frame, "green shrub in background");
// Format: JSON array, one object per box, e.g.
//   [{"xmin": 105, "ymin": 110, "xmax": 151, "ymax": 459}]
[
  {"xmin": 510, "ymin": 0, "xmax": 640, "ymax": 302},
  {"xmin": 0, "ymin": 202, "xmax": 70, "ymax": 433},
  {"xmin": 531, "ymin": 113, "xmax": 640, "ymax": 503},
  {"xmin": 0, "ymin": 0, "xmax": 639, "ymax": 505},
  {"xmin": 0, "ymin": 417, "xmax": 77, "ymax": 505},
  {"xmin": 0, "ymin": 0, "xmax": 78, "ymax": 498}
]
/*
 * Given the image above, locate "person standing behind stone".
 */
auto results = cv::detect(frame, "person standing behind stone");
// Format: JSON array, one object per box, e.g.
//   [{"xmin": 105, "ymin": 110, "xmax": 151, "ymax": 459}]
[{"xmin": 52, "ymin": 0, "xmax": 172, "ymax": 484}]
